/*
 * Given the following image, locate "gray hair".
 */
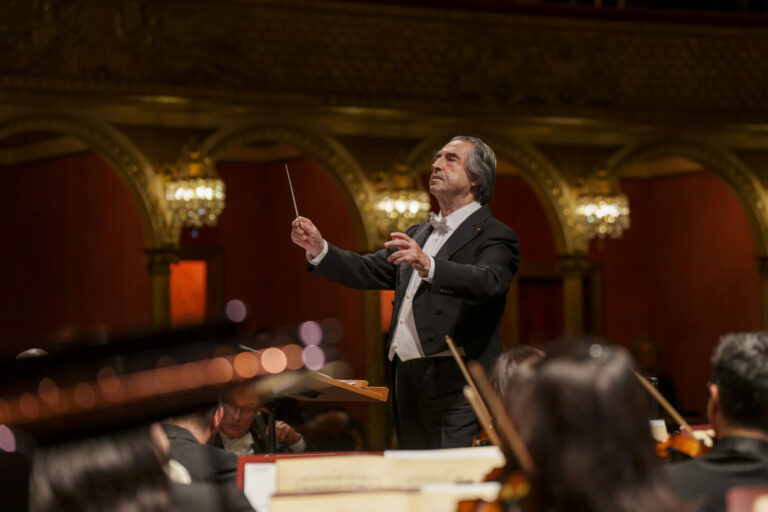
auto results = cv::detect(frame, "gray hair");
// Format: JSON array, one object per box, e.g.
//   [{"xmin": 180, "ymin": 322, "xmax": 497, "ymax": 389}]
[{"xmin": 450, "ymin": 135, "xmax": 496, "ymax": 204}]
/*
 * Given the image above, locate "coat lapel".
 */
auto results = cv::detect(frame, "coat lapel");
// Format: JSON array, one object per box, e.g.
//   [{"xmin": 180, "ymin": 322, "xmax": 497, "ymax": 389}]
[{"xmin": 436, "ymin": 205, "xmax": 491, "ymax": 259}]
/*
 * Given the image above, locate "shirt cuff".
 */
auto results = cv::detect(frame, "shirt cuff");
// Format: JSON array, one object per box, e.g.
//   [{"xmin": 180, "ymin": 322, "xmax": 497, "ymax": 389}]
[
  {"xmin": 307, "ymin": 240, "xmax": 329, "ymax": 265},
  {"xmin": 288, "ymin": 436, "xmax": 307, "ymax": 453},
  {"xmin": 423, "ymin": 256, "xmax": 436, "ymax": 282}
]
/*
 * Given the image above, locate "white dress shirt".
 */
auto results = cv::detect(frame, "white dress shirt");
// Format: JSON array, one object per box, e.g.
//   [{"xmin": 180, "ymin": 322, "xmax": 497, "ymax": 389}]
[{"xmin": 387, "ymin": 201, "xmax": 481, "ymax": 361}]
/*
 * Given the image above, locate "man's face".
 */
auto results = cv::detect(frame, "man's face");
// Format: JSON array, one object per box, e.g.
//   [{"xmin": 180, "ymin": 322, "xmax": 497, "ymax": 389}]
[
  {"xmin": 220, "ymin": 389, "xmax": 260, "ymax": 439},
  {"xmin": 429, "ymin": 140, "xmax": 476, "ymax": 204}
]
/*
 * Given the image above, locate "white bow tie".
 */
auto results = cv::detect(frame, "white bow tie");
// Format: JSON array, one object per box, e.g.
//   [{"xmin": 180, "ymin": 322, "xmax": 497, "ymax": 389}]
[{"xmin": 429, "ymin": 212, "xmax": 450, "ymax": 234}]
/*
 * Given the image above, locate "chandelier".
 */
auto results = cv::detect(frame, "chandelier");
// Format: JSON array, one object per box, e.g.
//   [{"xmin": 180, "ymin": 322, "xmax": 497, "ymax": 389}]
[
  {"xmin": 164, "ymin": 145, "xmax": 226, "ymax": 227},
  {"xmin": 574, "ymin": 170, "xmax": 630, "ymax": 239},
  {"xmin": 370, "ymin": 166, "xmax": 430, "ymax": 240}
]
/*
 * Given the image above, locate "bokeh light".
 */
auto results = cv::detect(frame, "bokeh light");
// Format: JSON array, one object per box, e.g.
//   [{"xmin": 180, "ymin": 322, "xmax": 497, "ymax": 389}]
[
  {"xmin": 283, "ymin": 344, "xmax": 304, "ymax": 370},
  {"xmin": 0, "ymin": 424, "xmax": 16, "ymax": 452},
  {"xmin": 98, "ymin": 367, "xmax": 123, "ymax": 402},
  {"xmin": 298, "ymin": 320, "xmax": 322, "ymax": 346},
  {"xmin": 155, "ymin": 366, "xmax": 180, "ymax": 394},
  {"xmin": 208, "ymin": 357, "xmax": 234, "ymax": 383},
  {"xmin": 179, "ymin": 362, "xmax": 206, "ymax": 389},
  {"xmin": 19, "ymin": 393, "xmax": 40, "ymax": 418},
  {"xmin": 73, "ymin": 383, "xmax": 97, "ymax": 409},
  {"xmin": 320, "ymin": 318, "xmax": 344, "ymax": 344},
  {"xmin": 234, "ymin": 352, "xmax": 260, "ymax": 378},
  {"xmin": 225, "ymin": 299, "xmax": 247, "ymax": 323},
  {"xmin": 127, "ymin": 373, "xmax": 155, "ymax": 399},
  {"xmin": 302, "ymin": 345, "xmax": 326, "ymax": 371},
  {"xmin": 261, "ymin": 347, "xmax": 288, "ymax": 374},
  {"xmin": 38, "ymin": 378, "xmax": 60, "ymax": 405}
]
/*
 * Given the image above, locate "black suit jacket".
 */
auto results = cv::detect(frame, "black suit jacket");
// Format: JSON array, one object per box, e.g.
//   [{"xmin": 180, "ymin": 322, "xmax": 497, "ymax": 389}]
[
  {"xmin": 667, "ymin": 436, "xmax": 768, "ymax": 512},
  {"xmin": 162, "ymin": 424, "xmax": 254, "ymax": 512},
  {"xmin": 311, "ymin": 205, "xmax": 519, "ymax": 368}
]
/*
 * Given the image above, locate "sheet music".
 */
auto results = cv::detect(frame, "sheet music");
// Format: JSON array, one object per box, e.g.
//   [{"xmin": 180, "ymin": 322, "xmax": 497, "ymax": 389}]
[
  {"xmin": 269, "ymin": 483, "xmax": 501, "ymax": 512},
  {"xmin": 243, "ymin": 463, "xmax": 277, "ymax": 512},
  {"xmin": 274, "ymin": 449, "xmax": 503, "ymax": 493}
]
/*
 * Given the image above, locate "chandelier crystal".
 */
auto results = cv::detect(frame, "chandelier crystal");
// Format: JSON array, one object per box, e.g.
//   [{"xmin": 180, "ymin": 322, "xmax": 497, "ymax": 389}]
[
  {"xmin": 575, "ymin": 193, "xmax": 630, "ymax": 239},
  {"xmin": 574, "ymin": 170, "xmax": 630, "ymax": 239},
  {"xmin": 370, "ymin": 165, "xmax": 431, "ymax": 240},
  {"xmin": 165, "ymin": 148, "xmax": 226, "ymax": 227}
]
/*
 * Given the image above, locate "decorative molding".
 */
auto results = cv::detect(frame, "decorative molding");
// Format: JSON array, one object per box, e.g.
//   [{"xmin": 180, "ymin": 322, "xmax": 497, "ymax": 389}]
[
  {"xmin": 557, "ymin": 252, "xmax": 591, "ymax": 277},
  {"xmin": 607, "ymin": 138, "xmax": 768, "ymax": 257},
  {"xmin": 0, "ymin": 114, "xmax": 175, "ymax": 247},
  {"xmin": 0, "ymin": 1, "xmax": 765, "ymax": 123}
]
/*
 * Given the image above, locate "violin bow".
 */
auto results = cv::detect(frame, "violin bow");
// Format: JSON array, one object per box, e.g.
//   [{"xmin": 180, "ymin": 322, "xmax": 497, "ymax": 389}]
[
  {"xmin": 468, "ymin": 360, "xmax": 535, "ymax": 476},
  {"xmin": 445, "ymin": 336, "xmax": 502, "ymax": 448},
  {"xmin": 632, "ymin": 370, "xmax": 696, "ymax": 438}
]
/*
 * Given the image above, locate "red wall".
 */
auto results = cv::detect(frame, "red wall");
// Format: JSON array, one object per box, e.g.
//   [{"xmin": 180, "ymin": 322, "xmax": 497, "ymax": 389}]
[
  {"xmin": 490, "ymin": 175, "xmax": 558, "ymax": 263},
  {"xmin": 491, "ymin": 176, "xmax": 562, "ymax": 345},
  {"xmin": 182, "ymin": 158, "xmax": 367, "ymax": 378},
  {"xmin": 590, "ymin": 172, "xmax": 762, "ymax": 414},
  {"xmin": 0, "ymin": 152, "xmax": 152, "ymax": 355}
]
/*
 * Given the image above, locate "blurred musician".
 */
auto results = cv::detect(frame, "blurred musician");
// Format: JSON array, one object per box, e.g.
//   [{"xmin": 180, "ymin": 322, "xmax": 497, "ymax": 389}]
[
  {"xmin": 667, "ymin": 331, "xmax": 768, "ymax": 512},
  {"xmin": 162, "ymin": 408, "xmax": 254, "ymax": 512},
  {"xmin": 213, "ymin": 384, "xmax": 311, "ymax": 455},
  {"xmin": 509, "ymin": 338, "xmax": 687, "ymax": 512}
]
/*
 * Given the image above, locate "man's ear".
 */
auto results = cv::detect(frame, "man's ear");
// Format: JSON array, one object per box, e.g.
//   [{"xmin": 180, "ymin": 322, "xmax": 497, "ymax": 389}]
[{"xmin": 211, "ymin": 405, "xmax": 224, "ymax": 434}]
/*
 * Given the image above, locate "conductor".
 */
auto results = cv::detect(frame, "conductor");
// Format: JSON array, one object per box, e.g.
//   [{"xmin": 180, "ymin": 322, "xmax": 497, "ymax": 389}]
[{"xmin": 291, "ymin": 135, "xmax": 519, "ymax": 449}]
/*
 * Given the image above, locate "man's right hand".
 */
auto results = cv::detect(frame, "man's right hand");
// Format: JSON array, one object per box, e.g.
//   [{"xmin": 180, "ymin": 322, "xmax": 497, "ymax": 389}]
[{"xmin": 291, "ymin": 216, "xmax": 325, "ymax": 258}]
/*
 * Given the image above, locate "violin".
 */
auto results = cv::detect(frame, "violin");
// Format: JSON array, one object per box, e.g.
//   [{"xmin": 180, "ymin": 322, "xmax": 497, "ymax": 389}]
[
  {"xmin": 472, "ymin": 429, "xmax": 492, "ymax": 447},
  {"xmin": 655, "ymin": 429, "xmax": 711, "ymax": 460},
  {"xmin": 633, "ymin": 370, "xmax": 713, "ymax": 460}
]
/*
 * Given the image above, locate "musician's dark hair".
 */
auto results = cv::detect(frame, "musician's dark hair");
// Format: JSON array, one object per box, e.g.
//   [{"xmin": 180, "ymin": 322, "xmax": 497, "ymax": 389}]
[
  {"xmin": 710, "ymin": 331, "xmax": 768, "ymax": 431},
  {"xmin": 30, "ymin": 428, "xmax": 171, "ymax": 512},
  {"xmin": 448, "ymin": 135, "xmax": 496, "ymax": 204},
  {"xmin": 511, "ymin": 337, "xmax": 687, "ymax": 512},
  {"xmin": 490, "ymin": 344, "xmax": 543, "ymax": 402}
]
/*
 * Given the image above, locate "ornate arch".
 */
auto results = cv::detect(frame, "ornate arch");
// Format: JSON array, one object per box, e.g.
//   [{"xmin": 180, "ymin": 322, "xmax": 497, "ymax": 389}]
[
  {"xmin": 405, "ymin": 133, "xmax": 582, "ymax": 254},
  {"xmin": 0, "ymin": 114, "xmax": 170, "ymax": 247},
  {"xmin": 607, "ymin": 138, "xmax": 768, "ymax": 257},
  {"xmin": 202, "ymin": 123, "xmax": 375, "ymax": 249}
]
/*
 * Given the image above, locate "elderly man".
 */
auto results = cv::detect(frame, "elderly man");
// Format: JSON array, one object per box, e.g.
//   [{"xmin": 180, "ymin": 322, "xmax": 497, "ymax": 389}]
[
  {"xmin": 291, "ymin": 135, "xmax": 519, "ymax": 449},
  {"xmin": 213, "ymin": 384, "xmax": 310, "ymax": 455},
  {"xmin": 667, "ymin": 331, "xmax": 768, "ymax": 512}
]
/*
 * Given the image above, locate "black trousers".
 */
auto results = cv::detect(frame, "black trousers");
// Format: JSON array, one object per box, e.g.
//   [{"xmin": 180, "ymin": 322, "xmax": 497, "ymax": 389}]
[{"xmin": 392, "ymin": 355, "xmax": 479, "ymax": 449}]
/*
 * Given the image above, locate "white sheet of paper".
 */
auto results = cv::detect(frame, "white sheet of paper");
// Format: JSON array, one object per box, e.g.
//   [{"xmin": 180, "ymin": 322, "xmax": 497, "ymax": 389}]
[{"xmin": 243, "ymin": 463, "xmax": 277, "ymax": 512}]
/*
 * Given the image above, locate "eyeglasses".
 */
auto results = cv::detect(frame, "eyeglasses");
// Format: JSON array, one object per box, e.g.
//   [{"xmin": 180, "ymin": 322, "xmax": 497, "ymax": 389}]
[{"xmin": 223, "ymin": 402, "xmax": 260, "ymax": 417}]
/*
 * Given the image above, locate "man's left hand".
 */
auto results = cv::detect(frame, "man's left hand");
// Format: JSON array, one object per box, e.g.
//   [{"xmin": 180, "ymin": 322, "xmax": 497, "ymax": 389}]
[{"xmin": 385, "ymin": 232, "xmax": 431, "ymax": 278}]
